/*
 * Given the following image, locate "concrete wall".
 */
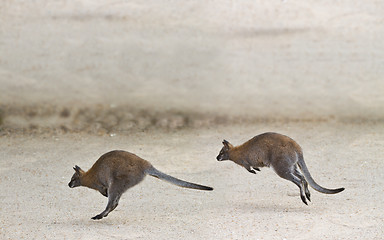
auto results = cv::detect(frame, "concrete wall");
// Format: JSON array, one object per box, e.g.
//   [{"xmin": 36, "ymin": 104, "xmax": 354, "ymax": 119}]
[{"xmin": 1, "ymin": 0, "xmax": 383, "ymax": 120}]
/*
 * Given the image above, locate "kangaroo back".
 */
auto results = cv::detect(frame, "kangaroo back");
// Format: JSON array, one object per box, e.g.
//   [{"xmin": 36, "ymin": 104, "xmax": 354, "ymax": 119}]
[
  {"xmin": 145, "ymin": 166, "xmax": 213, "ymax": 191},
  {"xmin": 297, "ymin": 153, "xmax": 344, "ymax": 194}
]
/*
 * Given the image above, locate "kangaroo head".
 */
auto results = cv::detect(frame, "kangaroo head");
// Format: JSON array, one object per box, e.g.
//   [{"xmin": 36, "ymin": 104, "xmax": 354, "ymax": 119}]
[
  {"xmin": 68, "ymin": 165, "xmax": 85, "ymax": 188},
  {"xmin": 216, "ymin": 139, "xmax": 233, "ymax": 161}
]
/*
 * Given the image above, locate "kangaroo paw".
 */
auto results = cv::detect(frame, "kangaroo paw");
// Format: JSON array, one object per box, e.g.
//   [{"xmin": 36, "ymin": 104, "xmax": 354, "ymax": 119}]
[
  {"xmin": 300, "ymin": 195, "xmax": 308, "ymax": 205},
  {"xmin": 91, "ymin": 214, "xmax": 104, "ymax": 220}
]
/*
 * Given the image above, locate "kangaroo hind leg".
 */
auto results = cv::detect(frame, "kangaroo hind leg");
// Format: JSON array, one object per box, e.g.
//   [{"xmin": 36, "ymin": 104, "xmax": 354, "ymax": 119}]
[
  {"xmin": 285, "ymin": 173, "xmax": 308, "ymax": 205},
  {"xmin": 92, "ymin": 184, "xmax": 122, "ymax": 220},
  {"xmin": 273, "ymin": 159, "xmax": 308, "ymax": 205},
  {"xmin": 293, "ymin": 167, "xmax": 311, "ymax": 202}
]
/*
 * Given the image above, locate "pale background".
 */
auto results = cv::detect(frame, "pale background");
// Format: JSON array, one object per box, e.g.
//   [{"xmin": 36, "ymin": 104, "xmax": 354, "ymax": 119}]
[{"xmin": 1, "ymin": 0, "xmax": 383, "ymax": 119}]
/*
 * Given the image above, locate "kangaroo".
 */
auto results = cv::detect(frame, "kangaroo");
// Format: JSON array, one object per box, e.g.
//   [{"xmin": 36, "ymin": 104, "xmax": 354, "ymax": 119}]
[
  {"xmin": 68, "ymin": 150, "xmax": 213, "ymax": 220},
  {"xmin": 216, "ymin": 132, "xmax": 344, "ymax": 205}
]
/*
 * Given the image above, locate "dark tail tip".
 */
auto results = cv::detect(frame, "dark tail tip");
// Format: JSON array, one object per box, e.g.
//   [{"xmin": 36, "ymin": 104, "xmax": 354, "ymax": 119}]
[
  {"xmin": 200, "ymin": 186, "xmax": 214, "ymax": 191},
  {"xmin": 328, "ymin": 187, "xmax": 345, "ymax": 194}
]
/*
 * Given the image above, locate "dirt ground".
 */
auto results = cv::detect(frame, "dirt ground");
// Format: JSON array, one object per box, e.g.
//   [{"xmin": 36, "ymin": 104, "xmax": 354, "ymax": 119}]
[
  {"xmin": 1, "ymin": 0, "xmax": 384, "ymax": 239},
  {"xmin": 0, "ymin": 121, "xmax": 383, "ymax": 239}
]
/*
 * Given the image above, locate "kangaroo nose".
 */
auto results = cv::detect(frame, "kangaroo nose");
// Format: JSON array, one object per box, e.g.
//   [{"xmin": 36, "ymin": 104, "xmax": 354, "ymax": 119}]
[{"xmin": 216, "ymin": 156, "xmax": 220, "ymax": 161}]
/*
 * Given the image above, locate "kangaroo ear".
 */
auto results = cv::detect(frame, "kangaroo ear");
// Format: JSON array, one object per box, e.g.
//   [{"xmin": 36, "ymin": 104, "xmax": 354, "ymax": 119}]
[
  {"xmin": 222, "ymin": 139, "xmax": 229, "ymax": 146},
  {"xmin": 222, "ymin": 139, "xmax": 233, "ymax": 148},
  {"xmin": 73, "ymin": 165, "xmax": 81, "ymax": 172}
]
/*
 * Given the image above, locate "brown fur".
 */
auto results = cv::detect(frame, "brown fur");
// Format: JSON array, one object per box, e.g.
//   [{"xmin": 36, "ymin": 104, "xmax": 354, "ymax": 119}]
[
  {"xmin": 217, "ymin": 132, "xmax": 344, "ymax": 205},
  {"xmin": 69, "ymin": 150, "xmax": 213, "ymax": 220}
]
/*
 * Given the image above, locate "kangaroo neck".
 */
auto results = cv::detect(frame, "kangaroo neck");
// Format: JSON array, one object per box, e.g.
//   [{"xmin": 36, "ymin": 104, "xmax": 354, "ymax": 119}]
[
  {"xmin": 81, "ymin": 172, "xmax": 99, "ymax": 191},
  {"xmin": 229, "ymin": 147, "xmax": 244, "ymax": 163}
]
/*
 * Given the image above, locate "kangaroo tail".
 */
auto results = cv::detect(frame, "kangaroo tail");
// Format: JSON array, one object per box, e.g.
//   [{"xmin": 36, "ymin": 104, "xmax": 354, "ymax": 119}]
[
  {"xmin": 145, "ymin": 166, "xmax": 213, "ymax": 191},
  {"xmin": 297, "ymin": 153, "xmax": 344, "ymax": 194}
]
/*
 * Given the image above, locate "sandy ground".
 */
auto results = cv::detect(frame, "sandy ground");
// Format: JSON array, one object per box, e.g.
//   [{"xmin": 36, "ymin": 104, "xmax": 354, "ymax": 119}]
[
  {"xmin": 1, "ymin": 0, "xmax": 384, "ymax": 239},
  {"xmin": 1, "ymin": 121, "xmax": 383, "ymax": 239}
]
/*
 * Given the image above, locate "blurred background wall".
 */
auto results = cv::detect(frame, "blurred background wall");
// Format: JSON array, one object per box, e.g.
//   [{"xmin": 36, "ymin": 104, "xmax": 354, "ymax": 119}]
[{"xmin": 1, "ymin": 0, "xmax": 383, "ymax": 124}]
